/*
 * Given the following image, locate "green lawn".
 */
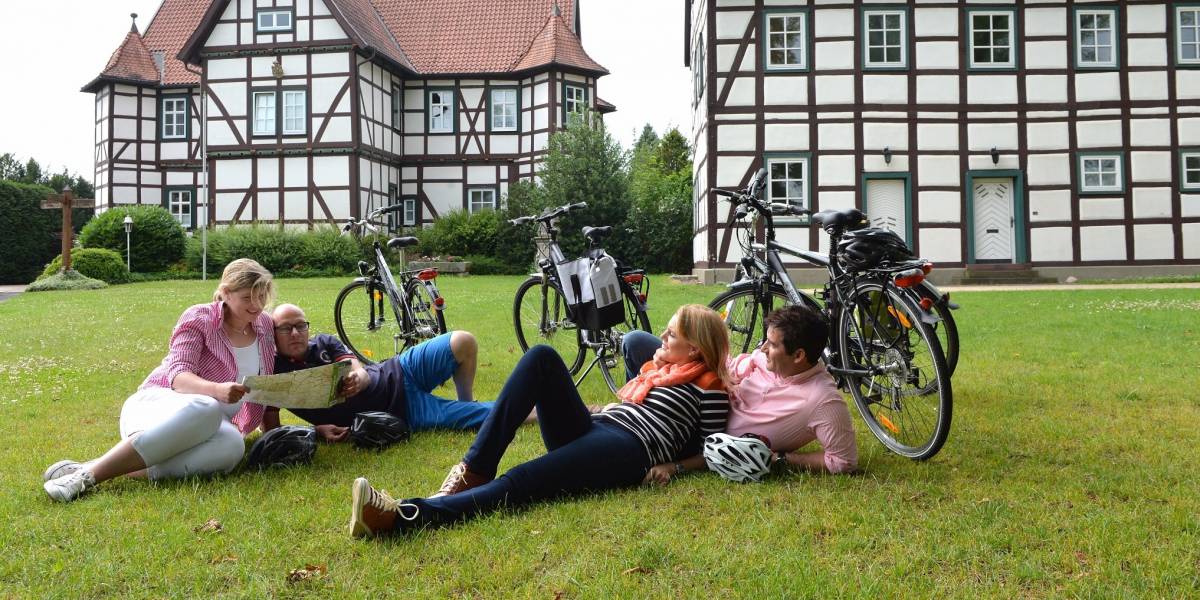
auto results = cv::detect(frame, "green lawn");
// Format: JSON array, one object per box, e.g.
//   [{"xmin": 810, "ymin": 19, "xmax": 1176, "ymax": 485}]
[{"xmin": 1, "ymin": 276, "xmax": 1198, "ymax": 597}]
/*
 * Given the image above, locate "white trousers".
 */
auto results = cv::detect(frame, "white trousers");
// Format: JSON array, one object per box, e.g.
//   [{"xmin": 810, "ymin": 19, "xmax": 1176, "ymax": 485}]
[{"xmin": 119, "ymin": 387, "xmax": 245, "ymax": 481}]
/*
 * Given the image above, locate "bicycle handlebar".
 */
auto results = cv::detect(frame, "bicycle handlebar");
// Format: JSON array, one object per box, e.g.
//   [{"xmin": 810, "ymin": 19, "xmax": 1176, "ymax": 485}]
[{"xmin": 508, "ymin": 201, "xmax": 590, "ymax": 226}]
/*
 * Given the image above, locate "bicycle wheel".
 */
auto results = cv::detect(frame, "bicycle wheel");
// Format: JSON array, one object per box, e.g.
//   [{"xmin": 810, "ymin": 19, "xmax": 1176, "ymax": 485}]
[
  {"xmin": 334, "ymin": 279, "xmax": 402, "ymax": 365},
  {"xmin": 913, "ymin": 283, "xmax": 959, "ymax": 376},
  {"xmin": 707, "ymin": 284, "xmax": 792, "ymax": 355},
  {"xmin": 837, "ymin": 281, "xmax": 952, "ymax": 460},
  {"xmin": 402, "ymin": 278, "xmax": 447, "ymax": 349},
  {"xmin": 513, "ymin": 276, "xmax": 585, "ymax": 374}
]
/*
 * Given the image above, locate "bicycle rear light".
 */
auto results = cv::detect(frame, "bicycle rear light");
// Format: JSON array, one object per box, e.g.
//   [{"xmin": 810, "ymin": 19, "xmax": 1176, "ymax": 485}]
[
  {"xmin": 921, "ymin": 262, "xmax": 934, "ymax": 274},
  {"xmin": 919, "ymin": 297, "xmax": 934, "ymax": 311},
  {"xmin": 623, "ymin": 273, "xmax": 644, "ymax": 285},
  {"xmin": 417, "ymin": 269, "xmax": 438, "ymax": 281},
  {"xmin": 893, "ymin": 268, "xmax": 926, "ymax": 288},
  {"xmin": 433, "ymin": 296, "xmax": 445, "ymax": 309},
  {"xmin": 637, "ymin": 293, "xmax": 647, "ymax": 303}
]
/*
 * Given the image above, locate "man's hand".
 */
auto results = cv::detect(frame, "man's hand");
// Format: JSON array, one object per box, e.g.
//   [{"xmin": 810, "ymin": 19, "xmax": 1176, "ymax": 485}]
[
  {"xmin": 213, "ymin": 382, "xmax": 249, "ymax": 404},
  {"xmin": 338, "ymin": 367, "xmax": 369, "ymax": 398},
  {"xmin": 315, "ymin": 424, "xmax": 349, "ymax": 443},
  {"xmin": 642, "ymin": 463, "xmax": 675, "ymax": 486}
]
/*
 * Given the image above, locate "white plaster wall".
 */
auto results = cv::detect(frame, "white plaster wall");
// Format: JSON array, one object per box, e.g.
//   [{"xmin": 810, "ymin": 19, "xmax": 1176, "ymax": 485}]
[
  {"xmin": 424, "ymin": 182, "xmax": 463, "ymax": 216},
  {"xmin": 207, "ymin": 23, "xmax": 237, "ymax": 46},
  {"xmin": 312, "ymin": 18, "xmax": 348, "ymax": 41},
  {"xmin": 718, "ymin": 124, "xmax": 756, "ymax": 152},
  {"xmin": 918, "ymin": 228, "xmax": 961, "ymax": 263},
  {"xmin": 967, "ymin": 123, "xmax": 1018, "ymax": 152},
  {"xmin": 1079, "ymin": 226, "xmax": 1126, "ymax": 261},
  {"xmin": 1027, "ymin": 154, "xmax": 1070, "ymax": 186},
  {"xmin": 1133, "ymin": 224, "xmax": 1174, "ymax": 260},
  {"xmin": 1183, "ymin": 195, "xmax": 1200, "ymax": 217},
  {"xmin": 1127, "ymin": 4, "xmax": 1166, "ymax": 34},
  {"xmin": 918, "ymin": 191, "xmax": 960, "ymax": 223},
  {"xmin": 815, "ymin": 41, "xmax": 854, "ymax": 70},
  {"xmin": 817, "ymin": 123, "xmax": 854, "ymax": 151},
  {"xmin": 1128, "ymin": 71, "xmax": 1169, "ymax": 102},
  {"xmin": 283, "ymin": 157, "xmax": 307, "ymax": 188},
  {"xmin": 717, "ymin": 156, "xmax": 755, "ymax": 187},
  {"xmin": 1075, "ymin": 73, "xmax": 1121, "ymax": 103},
  {"xmin": 1024, "ymin": 8, "xmax": 1066, "ymax": 36},
  {"xmin": 916, "ymin": 123, "xmax": 958, "ymax": 151},
  {"xmin": 765, "ymin": 76, "xmax": 807, "ymax": 105},
  {"xmin": 863, "ymin": 123, "xmax": 908, "ymax": 151},
  {"xmin": 967, "ymin": 76, "xmax": 1017, "ymax": 105},
  {"xmin": 813, "ymin": 9, "xmax": 853, "ymax": 38},
  {"xmin": 467, "ymin": 166, "xmax": 497, "ymax": 185},
  {"xmin": 764, "ymin": 124, "xmax": 808, "ymax": 151},
  {"xmin": 916, "ymin": 75, "xmax": 959, "ymax": 104},
  {"xmin": 1132, "ymin": 187, "xmax": 1172, "ymax": 218},
  {"xmin": 817, "ymin": 191, "xmax": 855, "ymax": 213},
  {"xmin": 724, "ymin": 78, "xmax": 757, "ymax": 106},
  {"xmin": 1079, "ymin": 198, "xmax": 1124, "ymax": 220},
  {"xmin": 915, "ymin": 42, "xmax": 958, "ymax": 70},
  {"xmin": 256, "ymin": 192, "xmax": 279, "ymax": 221},
  {"xmin": 1030, "ymin": 227, "xmax": 1072, "ymax": 261},
  {"xmin": 1075, "ymin": 120, "xmax": 1122, "ymax": 148},
  {"xmin": 715, "ymin": 10, "xmax": 752, "ymax": 39},
  {"xmin": 1026, "ymin": 122, "xmax": 1069, "ymax": 151},
  {"xmin": 817, "ymin": 155, "xmax": 855, "ymax": 187},
  {"xmin": 814, "ymin": 76, "xmax": 855, "ymax": 105},
  {"xmin": 1028, "ymin": 190, "xmax": 1072, "ymax": 221},
  {"xmin": 862, "ymin": 75, "xmax": 907, "ymax": 104},
  {"xmin": 1178, "ymin": 117, "xmax": 1200, "ymax": 144},
  {"xmin": 1127, "ymin": 38, "xmax": 1167, "ymax": 67},
  {"xmin": 1176, "ymin": 70, "xmax": 1200, "ymax": 100},
  {"xmin": 914, "ymin": 8, "xmax": 957, "ymax": 36},
  {"xmin": 1026, "ymin": 75, "xmax": 1067, "ymax": 104},
  {"xmin": 1184, "ymin": 223, "xmax": 1200, "ymax": 258},
  {"xmin": 312, "ymin": 156, "xmax": 347, "ymax": 187},
  {"xmin": 1132, "ymin": 151, "xmax": 1171, "ymax": 182},
  {"xmin": 214, "ymin": 192, "xmax": 242, "ymax": 220},
  {"xmin": 918, "ymin": 156, "xmax": 960, "ymax": 187},
  {"xmin": 1025, "ymin": 41, "xmax": 1067, "ymax": 69},
  {"xmin": 1130, "ymin": 118, "xmax": 1171, "ymax": 147}
]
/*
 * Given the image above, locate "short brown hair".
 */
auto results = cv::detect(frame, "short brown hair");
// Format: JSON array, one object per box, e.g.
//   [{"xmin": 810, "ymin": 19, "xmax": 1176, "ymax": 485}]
[{"xmin": 763, "ymin": 305, "xmax": 828, "ymax": 363}]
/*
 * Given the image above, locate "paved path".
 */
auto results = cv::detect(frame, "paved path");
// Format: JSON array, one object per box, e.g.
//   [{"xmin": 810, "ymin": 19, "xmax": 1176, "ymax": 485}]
[
  {"xmin": 940, "ymin": 282, "xmax": 1200, "ymax": 292},
  {"xmin": 0, "ymin": 285, "xmax": 27, "ymax": 303}
]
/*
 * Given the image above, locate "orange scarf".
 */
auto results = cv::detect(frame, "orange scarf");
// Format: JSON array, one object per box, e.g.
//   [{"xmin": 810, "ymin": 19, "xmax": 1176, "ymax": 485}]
[{"xmin": 616, "ymin": 360, "xmax": 722, "ymax": 404}]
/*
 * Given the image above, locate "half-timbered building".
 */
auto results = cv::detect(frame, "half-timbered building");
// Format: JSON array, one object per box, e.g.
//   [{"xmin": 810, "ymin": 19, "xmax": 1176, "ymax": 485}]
[
  {"xmin": 686, "ymin": 1, "xmax": 1200, "ymax": 282},
  {"xmin": 85, "ymin": 0, "xmax": 610, "ymax": 230}
]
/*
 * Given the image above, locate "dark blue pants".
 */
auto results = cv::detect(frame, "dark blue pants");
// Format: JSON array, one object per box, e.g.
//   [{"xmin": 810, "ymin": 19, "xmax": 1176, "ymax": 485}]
[{"xmin": 405, "ymin": 346, "xmax": 651, "ymax": 526}]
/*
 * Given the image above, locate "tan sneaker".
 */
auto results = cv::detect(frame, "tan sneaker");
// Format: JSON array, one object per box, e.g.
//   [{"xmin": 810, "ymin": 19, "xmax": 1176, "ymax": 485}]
[
  {"xmin": 349, "ymin": 477, "xmax": 420, "ymax": 538},
  {"xmin": 431, "ymin": 462, "xmax": 491, "ymax": 498}
]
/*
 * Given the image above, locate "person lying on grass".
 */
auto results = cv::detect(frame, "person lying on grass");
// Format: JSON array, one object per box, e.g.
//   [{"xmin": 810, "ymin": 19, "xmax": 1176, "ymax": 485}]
[
  {"xmin": 264, "ymin": 303, "xmax": 503, "ymax": 441},
  {"xmin": 623, "ymin": 304, "xmax": 857, "ymax": 479},
  {"xmin": 42, "ymin": 259, "xmax": 279, "ymax": 502},
  {"xmin": 346, "ymin": 304, "xmax": 730, "ymax": 537}
]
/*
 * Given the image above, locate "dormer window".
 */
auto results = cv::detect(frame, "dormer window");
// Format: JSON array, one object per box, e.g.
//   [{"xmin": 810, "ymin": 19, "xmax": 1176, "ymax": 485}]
[{"xmin": 256, "ymin": 9, "xmax": 294, "ymax": 33}]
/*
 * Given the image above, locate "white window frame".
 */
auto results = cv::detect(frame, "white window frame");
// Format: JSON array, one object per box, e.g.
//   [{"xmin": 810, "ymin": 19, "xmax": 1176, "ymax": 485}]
[
  {"xmin": 766, "ymin": 12, "xmax": 807, "ymax": 70},
  {"xmin": 256, "ymin": 9, "xmax": 293, "ymax": 33},
  {"xmin": 863, "ymin": 9, "xmax": 907, "ymax": 68},
  {"xmin": 766, "ymin": 157, "xmax": 809, "ymax": 212},
  {"xmin": 391, "ymin": 85, "xmax": 402, "ymax": 130},
  {"xmin": 1079, "ymin": 154, "xmax": 1122, "ymax": 193},
  {"xmin": 1182, "ymin": 152, "xmax": 1200, "ymax": 190},
  {"xmin": 168, "ymin": 189, "xmax": 192, "ymax": 228},
  {"xmin": 564, "ymin": 85, "xmax": 586, "ymax": 120},
  {"xmin": 403, "ymin": 197, "xmax": 417, "ymax": 226},
  {"xmin": 490, "ymin": 88, "xmax": 518, "ymax": 132},
  {"xmin": 968, "ymin": 10, "xmax": 1016, "ymax": 69},
  {"xmin": 252, "ymin": 91, "xmax": 276, "ymax": 136},
  {"xmin": 468, "ymin": 188, "xmax": 497, "ymax": 213},
  {"xmin": 1177, "ymin": 7, "xmax": 1200, "ymax": 65},
  {"xmin": 282, "ymin": 90, "xmax": 306, "ymax": 135},
  {"xmin": 428, "ymin": 89, "xmax": 453, "ymax": 134},
  {"xmin": 693, "ymin": 33, "xmax": 705, "ymax": 102},
  {"xmin": 161, "ymin": 97, "xmax": 187, "ymax": 139},
  {"xmin": 1076, "ymin": 9, "xmax": 1117, "ymax": 68}
]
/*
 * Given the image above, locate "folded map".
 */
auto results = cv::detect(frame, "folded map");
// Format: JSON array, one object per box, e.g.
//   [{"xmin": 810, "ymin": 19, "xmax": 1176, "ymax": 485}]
[{"xmin": 241, "ymin": 360, "xmax": 351, "ymax": 409}]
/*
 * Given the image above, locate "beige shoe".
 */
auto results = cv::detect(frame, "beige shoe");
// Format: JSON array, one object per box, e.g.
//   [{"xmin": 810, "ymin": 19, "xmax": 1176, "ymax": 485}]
[
  {"xmin": 431, "ymin": 462, "xmax": 491, "ymax": 498},
  {"xmin": 349, "ymin": 477, "xmax": 419, "ymax": 538}
]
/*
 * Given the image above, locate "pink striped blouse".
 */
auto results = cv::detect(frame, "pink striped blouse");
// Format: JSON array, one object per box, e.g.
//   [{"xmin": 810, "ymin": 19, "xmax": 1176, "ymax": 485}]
[{"xmin": 141, "ymin": 301, "xmax": 276, "ymax": 435}]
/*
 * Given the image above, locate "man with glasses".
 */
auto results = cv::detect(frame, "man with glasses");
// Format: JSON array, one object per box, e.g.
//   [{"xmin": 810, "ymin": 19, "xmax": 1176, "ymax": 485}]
[{"xmin": 263, "ymin": 304, "xmax": 496, "ymax": 442}]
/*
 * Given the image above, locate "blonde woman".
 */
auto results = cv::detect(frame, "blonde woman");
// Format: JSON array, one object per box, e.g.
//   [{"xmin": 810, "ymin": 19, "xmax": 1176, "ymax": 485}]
[
  {"xmin": 348, "ymin": 304, "xmax": 730, "ymax": 537},
  {"xmin": 43, "ymin": 259, "xmax": 277, "ymax": 502}
]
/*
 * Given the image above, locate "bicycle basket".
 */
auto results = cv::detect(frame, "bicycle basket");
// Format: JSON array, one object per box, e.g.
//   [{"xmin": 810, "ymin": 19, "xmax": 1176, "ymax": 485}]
[
  {"xmin": 555, "ymin": 253, "xmax": 625, "ymax": 330},
  {"xmin": 836, "ymin": 228, "xmax": 914, "ymax": 272}
]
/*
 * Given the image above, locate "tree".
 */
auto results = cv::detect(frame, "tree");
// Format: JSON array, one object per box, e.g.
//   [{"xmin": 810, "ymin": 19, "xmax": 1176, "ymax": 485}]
[
  {"xmin": 624, "ymin": 126, "xmax": 695, "ymax": 273},
  {"xmin": 0, "ymin": 153, "xmax": 25, "ymax": 181},
  {"xmin": 22, "ymin": 158, "xmax": 42, "ymax": 185}
]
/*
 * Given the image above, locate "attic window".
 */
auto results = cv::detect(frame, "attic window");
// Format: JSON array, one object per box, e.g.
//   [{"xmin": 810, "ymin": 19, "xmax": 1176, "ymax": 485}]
[{"xmin": 256, "ymin": 9, "xmax": 294, "ymax": 33}]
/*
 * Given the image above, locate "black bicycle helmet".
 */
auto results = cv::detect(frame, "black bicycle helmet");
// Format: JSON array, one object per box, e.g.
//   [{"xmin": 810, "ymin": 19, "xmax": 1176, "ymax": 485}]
[
  {"xmin": 245, "ymin": 425, "xmax": 317, "ymax": 470},
  {"xmin": 837, "ymin": 228, "xmax": 914, "ymax": 272},
  {"xmin": 350, "ymin": 411, "xmax": 411, "ymax": 450}
]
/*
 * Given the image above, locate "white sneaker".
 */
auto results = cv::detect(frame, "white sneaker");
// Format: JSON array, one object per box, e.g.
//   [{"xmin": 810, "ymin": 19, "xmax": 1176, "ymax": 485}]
[
  {"xmin": 44, "ymin": 469, "xmax": 97, "ymax": 502},
  {"xmin": 43, "ymin": 460, "xmax": 83, "ymax": 482}
]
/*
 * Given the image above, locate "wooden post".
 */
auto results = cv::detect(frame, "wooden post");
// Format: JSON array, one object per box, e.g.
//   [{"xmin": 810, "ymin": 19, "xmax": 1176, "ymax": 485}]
[{"xmin": 41, "ymin": 187, "xmax": 95, "ymax": 273}]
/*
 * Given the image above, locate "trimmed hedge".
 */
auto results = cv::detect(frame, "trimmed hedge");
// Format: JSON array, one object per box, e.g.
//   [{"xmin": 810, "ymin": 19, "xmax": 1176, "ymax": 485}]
[
  {"xmin": 184, "ymin": 226, "xmax": 360, "ymax": 277},
  {"xmin": 26, "ymin": 269, "xmax": 107, "ymax": 292},
  {"xmin": 79, "ymin": 205, "xmax": 185, "ymax": 272},
  {"xmin": 0, "ymin": 181, "xmax": 63, "ymax": 284},
  {"xmin": 39, "ymin": 248, "xmax": 131, "ymax": 284}
]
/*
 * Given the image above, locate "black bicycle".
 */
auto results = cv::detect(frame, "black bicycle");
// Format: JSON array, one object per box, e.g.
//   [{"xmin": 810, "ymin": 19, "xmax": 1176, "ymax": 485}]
[
  {"xmin": 709, "ymin": 169, "xmax": 952, "ymax": 460},
  {"xmin": 333, "ymin": 204, "xmax": 447, "ymax": 364},
  {"xmin": 509, "ymin": 202, "xmax": 652, "ymax": 394}
]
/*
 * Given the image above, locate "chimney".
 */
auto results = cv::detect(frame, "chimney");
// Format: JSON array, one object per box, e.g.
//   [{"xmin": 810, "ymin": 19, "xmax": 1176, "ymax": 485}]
[
  {"xmin": 573, "ymin": 0, "xmax": 580, "ymax": 37},
  {"xmin": 152, "ymin": 50, "xmax": 166, "ymax": 81}
]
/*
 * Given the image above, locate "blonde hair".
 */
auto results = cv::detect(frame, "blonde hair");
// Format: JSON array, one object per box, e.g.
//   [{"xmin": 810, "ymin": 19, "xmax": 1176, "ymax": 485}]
[
  {"xmin": 673, "ymin": 304, "xmax": 730, "ymax": 386},
  {"xmin": 214, "ymin": 258, "xmax": 276, "ymax": 307}
]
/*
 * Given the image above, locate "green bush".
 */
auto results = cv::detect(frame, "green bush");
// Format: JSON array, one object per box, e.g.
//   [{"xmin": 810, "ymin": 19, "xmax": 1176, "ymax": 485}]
[
  {"xmin": 183, "ymin": 225, "xmax": 360, "ymax": 277},
  {"xmin": 413, "ymin": 202, "xmax": 536, "ymax": 273},
  {"xmin": 79, "ymin": 205, "xmax": 185, "ymax": 272},
  {"xmin": 462, "ymin": 254, "xmax": 528, "ymax": 275},
  {"xmin": 25, "ymin": 269, "xmax": 107, "ymax": 292},
  {"xmin": 0, "ymin": 180, "xmax": 73, "ymax": 284},
  {"xmin": 39, "ymin": 248, "xmax": 131, "ymax": 284}
]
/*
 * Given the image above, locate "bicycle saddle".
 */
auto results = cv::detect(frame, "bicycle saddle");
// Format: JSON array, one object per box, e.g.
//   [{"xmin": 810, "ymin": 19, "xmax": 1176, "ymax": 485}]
[
  {"xmin": 811, "ymin": 208, "xmax": 868, "ymax": 232},
  {"xmin": 386, "ymin": 236, "xmax": 420, "ymax": 249},
  {"xmin": 582, "ymin": 226, "xmax": 612, "ymax": 243}
]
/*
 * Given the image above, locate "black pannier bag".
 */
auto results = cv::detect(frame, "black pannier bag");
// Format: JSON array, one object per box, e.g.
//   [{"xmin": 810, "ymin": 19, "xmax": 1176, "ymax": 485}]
[{"xmin": 555, "ymin": 253, "xmax": 624, "ymax": 330}]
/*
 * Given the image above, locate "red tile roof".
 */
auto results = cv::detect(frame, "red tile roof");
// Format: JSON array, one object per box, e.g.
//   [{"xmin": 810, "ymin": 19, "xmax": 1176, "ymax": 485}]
[
  {"xmin": 142, "ymin": 0, "xmax": 213, "ymax": 86},
  {"xmin": 328, "ymin": 0, "xmax": 415, "ymax": 72},
  {"xmin": 510, "ymin": 9, "xmax": 607, "ymax": 74}
]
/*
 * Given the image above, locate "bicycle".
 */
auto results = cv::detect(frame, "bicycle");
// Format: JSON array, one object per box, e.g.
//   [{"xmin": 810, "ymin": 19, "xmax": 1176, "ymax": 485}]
[
  {"xmin": 333, "ymin": 204, "xmax": 447, "ymax": 364},
  {"xmin": 509, "ymin": 202, "xmax": 652, "ymax": 394},
  {"xmin": 708, "ymin": 168, "xmax": 952, "ymax": 460}
]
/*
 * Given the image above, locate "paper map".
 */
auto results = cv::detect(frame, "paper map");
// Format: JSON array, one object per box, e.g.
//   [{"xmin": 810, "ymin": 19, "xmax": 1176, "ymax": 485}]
[{"xmin": 241, "ymin": 360, "xmax": 351, "ymax": 409}]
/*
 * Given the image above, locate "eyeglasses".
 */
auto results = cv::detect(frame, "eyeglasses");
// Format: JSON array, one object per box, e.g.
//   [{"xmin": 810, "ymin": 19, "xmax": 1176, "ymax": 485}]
[{"xmin": 274, "ymin": 321, "xmax": 310, "ymax": 335}]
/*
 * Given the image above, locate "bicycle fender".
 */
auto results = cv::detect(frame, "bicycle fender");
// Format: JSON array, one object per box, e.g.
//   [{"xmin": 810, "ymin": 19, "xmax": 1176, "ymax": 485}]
[
  {"xmin": 422, "ymin": 280, "xmax": 444, "ymax": 309},
  {"xmin": 350, "ymin": 276, "xmax": 372, "ymax": 285},
  {"xmin": 724, "ymin": 278, "xmax": 759, "ymax": 292}
]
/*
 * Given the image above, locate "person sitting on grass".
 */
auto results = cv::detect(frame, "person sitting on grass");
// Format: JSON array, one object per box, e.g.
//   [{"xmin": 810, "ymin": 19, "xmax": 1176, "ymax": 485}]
[
  {"xmin": 42, "ymin": 259, "xmax": 278, "ymax": 502},
  {"xmin": 346, "ymin": 304, "xmax": 730, "ymax": 538},
  {"xmin": 623, "ymin": 304, "xmax": 857, "ymax": 479},
  {"xmin": 264, "ymin": 304, "xmax": 498, "ymax": 441}
]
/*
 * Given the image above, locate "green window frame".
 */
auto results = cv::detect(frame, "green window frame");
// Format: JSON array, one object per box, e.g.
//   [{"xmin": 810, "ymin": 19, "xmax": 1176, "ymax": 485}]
[
  {"xmin": 1174, "ymin": 4, "xmax": 1200, "ymax": 66},
  {"xmin": 966, "ymin": 8, "xmax": 1018, "ymax": 70},
  {"xmin": 1073, "ymin": 6, "xmax": 1120, "ymax": 69},
  {"xmin": 403, "ymin": 196, "xmax": 418, "ymax": 226},
  {"xmin": 1076, "ymin": 152, "xmax": 1125, "ymax": 195},
  {"xmin": 162, "ymin": 186, "xmax": 198, "ymax": 230},
  {"xmin": 562, "ymin": 83, "xmax": 588, "ymax": 126},
  {"xmin": 861, "ymin": 6, "xmax": 910, "ymax": 70},
  {"xmin": 427, "ymin": 88, "xmax": 456, "ymax": 134},
  {"xmin": 1180, "ymin": 149, "xmax": 1200, "ymax": 191},
  {"xmin": 763, "ymin": 152, "xmax": 812, "ymax": 225},
  {"xmin": 391, "ymin": 85, "xmax": 402, "ymax": 131},
  {"xmin": 468, "ymin": 187, "xmax": 498, "ymax": 213},
  {"xmin": 693, "ymin": 32, "xmax": 706, "ymax": 102},
  {"xmin": 250, "ymin": 88, "xmax": 276, "ymax": 137},
  {"xmin": 763, "ymin": 9, "xmax": 811, "ymax": 72},
  {"xmin": 488, "ymin": 86, "xmax": 520, "ymax": 132},
  {"xmin": 159, "ymin": 94, "xmax": 189, "ymax": 140}
]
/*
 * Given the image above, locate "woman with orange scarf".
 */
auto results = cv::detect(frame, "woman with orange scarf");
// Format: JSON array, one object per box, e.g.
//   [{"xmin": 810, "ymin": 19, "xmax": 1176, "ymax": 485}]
[{"xmin": 347, "ymin": 305, "xmax": 730, "ymax": 537}]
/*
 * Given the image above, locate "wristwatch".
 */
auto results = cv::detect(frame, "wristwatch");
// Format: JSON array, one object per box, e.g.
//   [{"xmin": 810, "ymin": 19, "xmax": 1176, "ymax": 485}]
[{"xmin": 772, "ymin": 451, "xmax": 787, "ymax": 466}]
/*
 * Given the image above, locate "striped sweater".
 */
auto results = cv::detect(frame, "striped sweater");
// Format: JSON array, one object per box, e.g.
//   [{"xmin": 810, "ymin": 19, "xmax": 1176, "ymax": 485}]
[{"xmin": 598, "ymin": 383, "xmax": 729, "ymax": 465}]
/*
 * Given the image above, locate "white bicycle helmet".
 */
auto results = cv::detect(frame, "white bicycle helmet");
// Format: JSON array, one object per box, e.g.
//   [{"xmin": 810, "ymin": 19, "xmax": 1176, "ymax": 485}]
[{"xmin": 703, "ymin": 433, "xmax": 773, "ymax": 483}]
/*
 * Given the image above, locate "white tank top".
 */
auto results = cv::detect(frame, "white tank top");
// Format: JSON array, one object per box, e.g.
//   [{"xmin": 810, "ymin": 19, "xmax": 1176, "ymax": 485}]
[{"xmin": 225, "ymin": 339, "xmax": 261, "ymax": 418}]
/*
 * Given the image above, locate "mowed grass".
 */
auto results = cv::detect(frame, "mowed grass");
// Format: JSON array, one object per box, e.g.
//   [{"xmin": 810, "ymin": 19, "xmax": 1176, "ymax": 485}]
[{"xmin": 1, "ymin": 276, "xmax": 1198, "ymax": 598}]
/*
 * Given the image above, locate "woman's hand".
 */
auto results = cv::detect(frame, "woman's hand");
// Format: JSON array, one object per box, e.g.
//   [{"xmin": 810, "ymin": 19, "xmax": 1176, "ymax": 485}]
[
  {"xmin": 212, "ymin": 382, "xmax": 249, "ymax": 404},
  {"xmin": 338, "ymin": 367, "xmax": 369, "ymax": 398},
  {"xmin": 315, "ymin": 424, "xmax": 350, "ymax": 443},
  {"xmin": 642, "ymin": 463, "xmax": 675, "ymax": 486}
]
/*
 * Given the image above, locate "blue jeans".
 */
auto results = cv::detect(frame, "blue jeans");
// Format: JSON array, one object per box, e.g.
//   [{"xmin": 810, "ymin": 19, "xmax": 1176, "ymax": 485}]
[
  {"xmin": 399, "ymin": 333, "xmax": 495, "ymax": 430},
  {"xmin": 621, "ymin": 330, "xmax": 661, "ymax": 381},
  {"xmin": 403, "ymin": 346, "xmax": 652, "ymax": 526}
]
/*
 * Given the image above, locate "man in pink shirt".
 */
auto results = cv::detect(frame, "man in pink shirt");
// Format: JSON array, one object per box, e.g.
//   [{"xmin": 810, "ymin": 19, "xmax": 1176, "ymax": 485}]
[{"xmin": 622, "ymin": 304, "xmax": 857, "ymax": 479}]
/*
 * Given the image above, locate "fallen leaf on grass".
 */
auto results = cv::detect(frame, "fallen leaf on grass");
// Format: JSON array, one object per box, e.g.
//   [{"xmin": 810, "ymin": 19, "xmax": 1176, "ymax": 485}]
[
  {"xmin": 906, "ymin": 491, "xmax": 925, "ymax": 502},
  {"xmin": 193, "ymin": 519, "xmax": 223, "ymax": 534},
  {"xmin": 622, "ymin": 567, "xmax": 653, "ymax": 575},
  {"xmin": 209, "ymin": 555, "xmax": 238, "ymax": 565},
  {"xmin": 287, "ymin": 564, "xmax": 327, "ymax": 584},
  {"xmin": 553, "ymin": 591, "xmax": 566, "ymax": 600}
]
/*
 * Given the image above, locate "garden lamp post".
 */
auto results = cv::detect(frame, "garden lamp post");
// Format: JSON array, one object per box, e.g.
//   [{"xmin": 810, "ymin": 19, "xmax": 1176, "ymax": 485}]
[{"xmin": 123, "ymin": 215, "xmax": 134, "ymax": 271}]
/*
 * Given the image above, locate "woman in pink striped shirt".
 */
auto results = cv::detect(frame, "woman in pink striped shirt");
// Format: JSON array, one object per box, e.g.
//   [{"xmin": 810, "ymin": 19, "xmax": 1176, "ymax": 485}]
[{"xmin": 42, "ymin": 258, "xmax": 277, "ymax": 502}]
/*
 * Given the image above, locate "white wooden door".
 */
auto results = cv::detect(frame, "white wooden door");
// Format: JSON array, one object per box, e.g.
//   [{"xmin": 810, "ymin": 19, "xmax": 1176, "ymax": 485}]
[
  {"xmin": 865, "ymin": 179, "xmax": 907, "ymax": 242},
  {"xmin": 972, "ymin": 178, "xmax": 1014, "ymax": 262}
]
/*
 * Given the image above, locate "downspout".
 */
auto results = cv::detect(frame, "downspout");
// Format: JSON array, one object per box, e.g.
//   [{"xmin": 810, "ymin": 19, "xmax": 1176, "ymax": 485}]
[
  {"xmin": 356, "ymin": 48, "xmax": 378, "ymax": 216},
  {"xmin": 185, "ymin": 62, "xmax": 208, "ymax": 280}
]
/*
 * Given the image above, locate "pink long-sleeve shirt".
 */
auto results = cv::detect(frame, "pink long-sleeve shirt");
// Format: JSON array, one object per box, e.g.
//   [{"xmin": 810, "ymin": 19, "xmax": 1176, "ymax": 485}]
[
  {"xmin": 726, "ymin": 350, "xmax": 858, "ymax": 473},
  {"xmin": 141, "ymin": 301, "xmax": 276, "ymax": 435}
]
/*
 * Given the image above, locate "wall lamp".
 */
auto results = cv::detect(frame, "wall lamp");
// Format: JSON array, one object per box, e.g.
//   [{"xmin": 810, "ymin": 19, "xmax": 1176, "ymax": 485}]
[
  {"xmin": 990, "ymin": 147, "xmax": 1000, "ymax": 164},
  {"xmin": 882, "ymin": 146, "xmax": 892, "ymax": 165}
]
